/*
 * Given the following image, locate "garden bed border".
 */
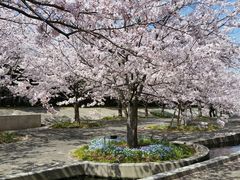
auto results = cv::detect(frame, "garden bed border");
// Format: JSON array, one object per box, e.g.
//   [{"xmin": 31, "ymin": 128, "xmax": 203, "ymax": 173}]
[
  {"xmin": 140, "ymin": 131, "xmax": 240, "ymax": 180},
  {"xmin": 140, "ymin": 150, "xmax": 240, "ymax": 180},
  {"xmin": 1, "ymin": 142, "xmax": 208, "ymax": 180}
]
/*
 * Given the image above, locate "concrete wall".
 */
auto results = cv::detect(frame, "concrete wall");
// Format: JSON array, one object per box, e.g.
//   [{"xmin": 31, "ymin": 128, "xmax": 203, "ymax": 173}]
[{"xmin": 0, "ymin": 115, "xmax": 41, "ymax": 131}]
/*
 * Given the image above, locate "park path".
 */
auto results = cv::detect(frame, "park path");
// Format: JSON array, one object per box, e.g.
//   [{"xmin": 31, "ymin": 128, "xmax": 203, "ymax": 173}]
[
  {"xmin": 0, "ymin": 106, "xmax": 167, "ymax": 120},
  {"xmin": 0, "ymin": 107, "xmax": 240, "ymax": 179},
  {"xmin": 180, "ymin": 157, "xmax": 240, "ymax": 180},
  {"xmin": 0, "ymin": 117, "xmax": 170, "ymax": 178}
]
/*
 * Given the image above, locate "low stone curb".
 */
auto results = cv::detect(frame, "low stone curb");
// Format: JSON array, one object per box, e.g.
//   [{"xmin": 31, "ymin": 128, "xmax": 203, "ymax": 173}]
[
  {"xmin": 192, "ymin": 132, "xmax": 240, "ymax": 148},
  {"xmin": 0, "ymin": 162, "xmax": 86, "ymax": 180},
  {"xmin": 141, "ymin": 131, "xmax": 240, "ymax": 180},
  {"xmin": 140, "ymin": 151, "xmax": 240, "ymax": 180}
]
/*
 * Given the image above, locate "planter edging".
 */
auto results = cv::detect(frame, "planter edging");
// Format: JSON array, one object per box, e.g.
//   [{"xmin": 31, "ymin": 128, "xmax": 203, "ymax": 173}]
[{"xmin": 1, "ymin": 142, "xmax": 208, "ymax": 180}]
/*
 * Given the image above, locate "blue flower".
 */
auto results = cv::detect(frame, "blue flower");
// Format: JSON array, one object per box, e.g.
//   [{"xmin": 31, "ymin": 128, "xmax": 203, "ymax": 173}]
[
  {"xmin": 87, "ymin": 137, "xmax": 174, "ymax": 160},
  {"xmin": 89, "ymin": 137, "xmax": 108, "ymax": 150}
]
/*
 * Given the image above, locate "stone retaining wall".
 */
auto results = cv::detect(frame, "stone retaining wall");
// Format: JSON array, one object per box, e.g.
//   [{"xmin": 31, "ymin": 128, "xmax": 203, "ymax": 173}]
[
  {"xmin": 193, "ymin": 132, "xmax": 240, "ymax": 148},
  {"xmin": 0, "ymin": 115, "xmax": 41, "ymax": 131}
]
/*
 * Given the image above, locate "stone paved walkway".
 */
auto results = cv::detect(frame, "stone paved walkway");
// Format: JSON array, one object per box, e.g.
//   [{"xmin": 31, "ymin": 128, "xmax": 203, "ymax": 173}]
[
  {"xmin": 0, "ymin": 118, "xmax": 169, "ymax": 178},
  {"xmin": 0, "ymin": 109, "xmax": 240, "ymax": 179},
  {"xmin": 180, "ymin": 158, "xmax": 240, "ymax": 180}
]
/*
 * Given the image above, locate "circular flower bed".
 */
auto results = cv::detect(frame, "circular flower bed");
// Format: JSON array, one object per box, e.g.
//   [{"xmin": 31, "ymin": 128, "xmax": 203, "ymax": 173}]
[{"xmin": 73, "ymin": 137, "xmax": 195, "ymax": 163}]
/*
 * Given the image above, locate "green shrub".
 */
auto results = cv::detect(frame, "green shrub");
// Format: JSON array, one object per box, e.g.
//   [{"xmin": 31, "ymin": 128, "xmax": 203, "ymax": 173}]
[
  {"xmin": 150, "ymin": 111, "xmax": 175, "ymax": 118},
  {"xmin": 147, "ymin": 124, "xmax": 219, "ymax": 132},
  {"xmin": 147, "ymin": 124, "xmax": 169, "ymax": 131},
  {"xmin": 0, "ymin": 132, "xmax": 19, "ymax": 144},
  {"xmin": 196, "ymin": 116, "xmax": 217, "ymax": 121},
  {"xmin": 207, "ymin": 124, "xmax": 219, "ymax": 131},
  {"xmin": 51, "ymin": 121, "xmax": 102, "ymax": 129},
  {"xmin": 138, "ymin": 137, "xmax": 161, "ymax": 146},
  {"xmin": 101, "ymin": 116, "xmax": 124, "ymax": 121}
]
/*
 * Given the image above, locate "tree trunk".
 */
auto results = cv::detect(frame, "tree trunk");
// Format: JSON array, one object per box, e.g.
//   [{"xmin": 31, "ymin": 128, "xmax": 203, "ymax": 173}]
[
  {"xmin": 180, "ymin": 106, "xmax": 185, "ymax": 125},
  {"xmin": 161, "ymin": 104, "xmax": 165, "ymax": 114},
  {"xmin": 127, "ymin": 97, "xmax": 138, "ymax": 148},
  {"xmin": 177, "ymin": 104, "xmax": 181, "ymax": 126},
  {"xmin": 13, "ymin": 96, "xmax": 16, "ymax": 107},
  {"xmin": 214, "ymin": 109, "xmax": 217, "ymax": 117},
  {"xmin": 170, "ymin": 109, "xmax": 177, "ymax": 127},
  {"xmin": 123, "ymin": 105, "xmax": 128, "ymax": 119},
  {"xmin": 117, "ymin": 100, "xmax": 123, "ymax": 117},
  {"xmin": 198, "ymin": 102, "xmax": 202, "ymax": 117},
  {"xmin": 74, "ymin": 102, "xmax": 80, "ymax": 123},
  {"xmin": 144, "ymin": 103, "xmax": 148, "ymax": 118},
  {"xmin": 181, "ymin": 107, "xmax": 186, "ymax": 126},
  {"xmin": 189, "ymin": 106, "xmax": 193, "ymax": 119}
]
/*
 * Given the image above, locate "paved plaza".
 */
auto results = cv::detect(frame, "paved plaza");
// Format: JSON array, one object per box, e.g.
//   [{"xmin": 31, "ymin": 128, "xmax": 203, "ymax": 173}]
[
  {"xmin": 0, "ymin": 107, "xmax": 240, "ymax": 179},
  {"xmin": 180, "ymin": 158, "xmax": 240, "ymax": 180}
]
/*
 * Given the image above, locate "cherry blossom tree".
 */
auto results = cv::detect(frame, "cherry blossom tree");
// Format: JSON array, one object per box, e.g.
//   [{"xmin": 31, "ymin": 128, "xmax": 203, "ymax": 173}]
[
  {"xmin": 150, "ymin": 31, "xmax": 240, "ymax": 123},
  {"xmin": 1, "ymin": 0, "xmax": 240, "ymax": 148},
  {"xmin": 0, "ymin": 15, "xmax": 29, "ymax": 101},
  {"xmin": 14, "ymin": 34, "xmax": 106, "ymax": 122}
]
